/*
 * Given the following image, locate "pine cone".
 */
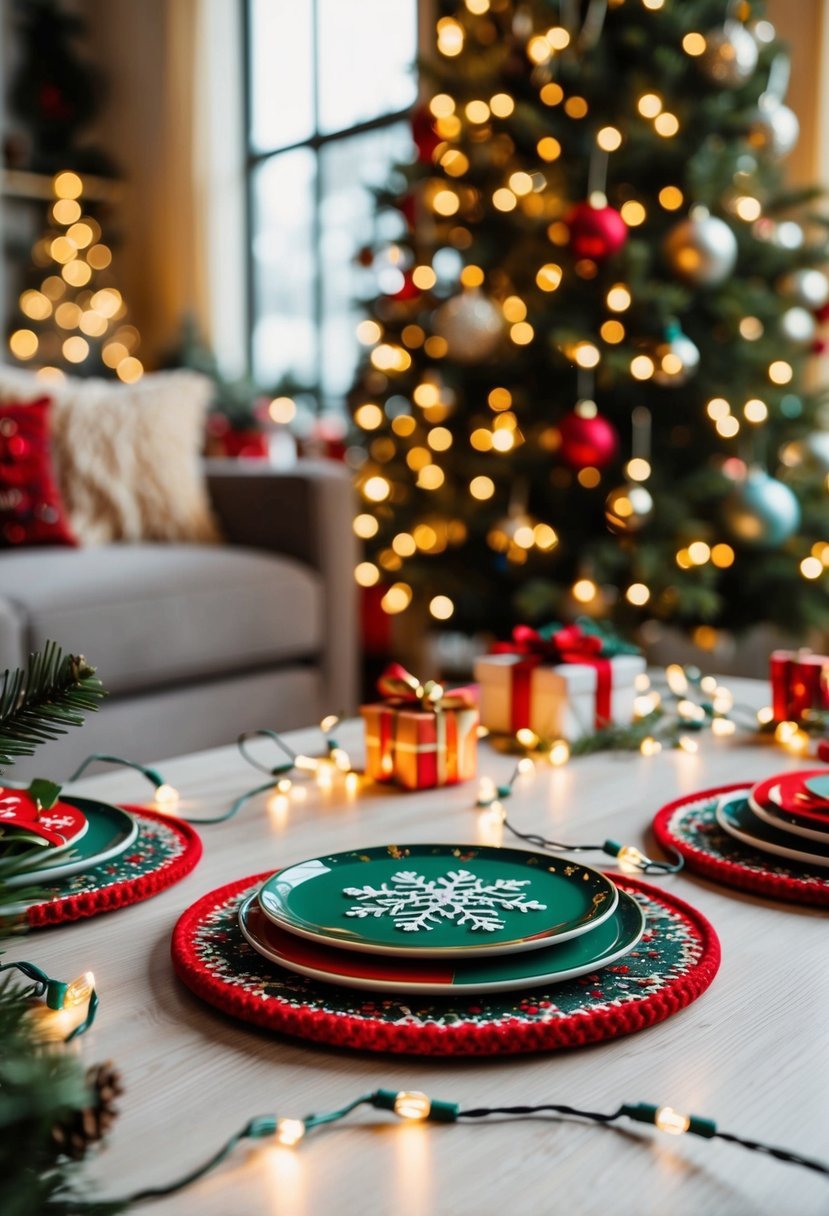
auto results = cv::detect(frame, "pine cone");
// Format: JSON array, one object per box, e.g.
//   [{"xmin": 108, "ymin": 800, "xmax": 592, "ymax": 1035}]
[
  {"xmin": 69, "ymin": 654, "xmax": 96, "ymax": 682},
  {"xmin": 50, "ymin": 1060, "xmax": 124, "ymax": 1160}
]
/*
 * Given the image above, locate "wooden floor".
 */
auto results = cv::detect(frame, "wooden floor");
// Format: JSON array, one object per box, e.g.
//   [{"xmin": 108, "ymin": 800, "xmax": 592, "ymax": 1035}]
[{"xmin": 18, "ymin": 680, "xmax": 829, "ymax": 1215}]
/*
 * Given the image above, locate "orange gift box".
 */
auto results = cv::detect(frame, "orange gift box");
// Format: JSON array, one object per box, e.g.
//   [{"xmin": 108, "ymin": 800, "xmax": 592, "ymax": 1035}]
[{"xmin": 361, "ymin": 664, "xmax": 478, "ymax": 790}]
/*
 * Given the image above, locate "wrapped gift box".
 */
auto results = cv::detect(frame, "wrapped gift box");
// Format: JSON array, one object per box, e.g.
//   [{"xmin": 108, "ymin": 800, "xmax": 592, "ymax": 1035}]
[
  {"xmin": 770, "ymin": 649, "xmax": 829, "ymax": 722},
  {"xmin": 474, "ymin": 625, "xmax": 645, "ymax": 740},
  {"xmin": 361, "ymin": 666, "xmax": 478, "ymax": 790}
]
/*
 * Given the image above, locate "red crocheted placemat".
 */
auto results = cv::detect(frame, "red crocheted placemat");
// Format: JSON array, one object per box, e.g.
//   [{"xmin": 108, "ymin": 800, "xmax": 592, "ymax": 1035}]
[
  {"xmin": 12, "ymin": 807, "xmax": 202, "ymax": 929},
  {"xmin": 171, "ymin": 872, "xmax": 720, "ymax": 1057},
  {"xmin": 653, "ymin": 784, "xmax": 829, "ymax": 908}
]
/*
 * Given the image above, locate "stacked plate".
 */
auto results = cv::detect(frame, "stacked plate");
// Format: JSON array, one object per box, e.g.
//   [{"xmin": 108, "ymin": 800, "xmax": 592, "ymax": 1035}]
[
  {"xmin": 238, "ymin": 843, "xmax": 645, "ymax": 995},
  {"xmin": 0, "ymin": 784, "xmax": 138, "ymax": 898},
  {"xmin": 715, "ymin": 770, "xmax": 829, "ymax": 870}
]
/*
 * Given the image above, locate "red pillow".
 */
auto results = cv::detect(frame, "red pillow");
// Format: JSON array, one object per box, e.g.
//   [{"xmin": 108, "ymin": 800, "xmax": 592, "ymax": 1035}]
[{"xmin": 0, "ymin": 396, "xmax": 76, "ymax": 547}]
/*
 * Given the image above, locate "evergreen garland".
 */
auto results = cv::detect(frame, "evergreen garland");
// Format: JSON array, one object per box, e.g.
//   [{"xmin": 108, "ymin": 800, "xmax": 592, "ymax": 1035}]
[
  {"xmin": 0, "ymin": 642, "xmax": 106, "ymax": 770},
  {"xmin": 0, "ymin": 644, "xmax": 120, "ymax": 1216}
]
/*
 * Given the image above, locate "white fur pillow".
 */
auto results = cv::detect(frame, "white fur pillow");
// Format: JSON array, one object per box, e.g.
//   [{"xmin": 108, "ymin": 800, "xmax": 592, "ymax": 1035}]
[{"xmin": 0, "ymin": 367, "xmax": 220, "ymax": 545}]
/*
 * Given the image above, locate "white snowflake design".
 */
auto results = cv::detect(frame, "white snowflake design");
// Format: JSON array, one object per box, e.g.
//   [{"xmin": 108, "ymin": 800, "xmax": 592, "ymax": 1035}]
[{"xmin": 342, "ymin": 868, "xmax": 548, "ymax": 934}]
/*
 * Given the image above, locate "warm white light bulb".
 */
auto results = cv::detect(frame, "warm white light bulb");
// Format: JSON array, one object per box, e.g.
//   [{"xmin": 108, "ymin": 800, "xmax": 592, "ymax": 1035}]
[
  {"xmin": 275, "ymin": 1118, "xmax": 306, "ymax": 1147},
  {"xmin": 549, "ymin": 740, "xmax": 570, "ymax": 767},
  {"xmin": 655, "ymin": 1106, "xmax": 691, "ymax": 1136},
  {"xmin": 616, "ymin": 845, "xmax": 647, "ymax": 872},
  {"xmin": 394, "ymin": 1091, "xmax": 432, "ymax": 1120},
  {"xmin": 63, "ymin": 971, "xmax": 95, "ymax": 1008},
  {"xmin": 154, "ymin": 783, "xmax": 180, "ymax": 809}
]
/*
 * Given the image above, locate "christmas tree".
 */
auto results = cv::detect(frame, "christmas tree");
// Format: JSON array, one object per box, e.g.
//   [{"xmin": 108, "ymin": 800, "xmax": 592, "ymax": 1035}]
[
  {"xmin": 8, "ymin": 170, "xmax": 144, "ymax": 383},
  {"xmin": 348, "ymin": 0, "xmax": 829, "ymax": 645}
]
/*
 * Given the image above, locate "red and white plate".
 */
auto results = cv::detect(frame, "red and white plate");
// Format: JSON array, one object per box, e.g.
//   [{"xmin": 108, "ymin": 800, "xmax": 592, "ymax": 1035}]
[
  {"xmin": 751, "ymin": 771, "xmax": 829, "ymax": 836},
  {"xmin": 0, "ymin": 788, "xmax": 87, "ymax": 852}
]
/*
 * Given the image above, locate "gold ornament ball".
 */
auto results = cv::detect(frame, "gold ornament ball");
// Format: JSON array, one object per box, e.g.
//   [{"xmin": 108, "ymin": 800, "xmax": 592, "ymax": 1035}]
[
  {"xmin": 605, "ymin": 483, "xmax": 654, "ymax": 533},
  {"xmin": 700, "ymin": 23, "xmax": 759, "ymax": 87},
  {"xmin": 433, "ymin": 289, "xmax": 503, "ymax": 363}
]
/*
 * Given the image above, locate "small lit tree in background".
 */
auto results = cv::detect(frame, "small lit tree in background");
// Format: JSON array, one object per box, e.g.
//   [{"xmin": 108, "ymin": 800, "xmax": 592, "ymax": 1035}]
[
  {"xmin": 348, "ymin": 0, "xmax": 829, "ymax": 649},
  {"xmin": 7, "ymin": 171, "xmax": 145, "ymax": 383},
  {"xmin": 4, "ymin": 0, "xmax": 144, "ymax": 383}
]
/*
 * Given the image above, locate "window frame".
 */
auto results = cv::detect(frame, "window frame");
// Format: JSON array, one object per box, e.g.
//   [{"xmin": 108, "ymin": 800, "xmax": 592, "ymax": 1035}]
[{"xmin": 242, "ymin": 0, "xmax": 422, "ymax": 406}]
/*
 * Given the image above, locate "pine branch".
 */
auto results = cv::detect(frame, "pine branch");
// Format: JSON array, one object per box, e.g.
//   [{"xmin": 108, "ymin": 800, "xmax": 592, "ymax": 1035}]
[{"xmin": 0, "ymin": 643, "xmax": 107, "ymax": 771}]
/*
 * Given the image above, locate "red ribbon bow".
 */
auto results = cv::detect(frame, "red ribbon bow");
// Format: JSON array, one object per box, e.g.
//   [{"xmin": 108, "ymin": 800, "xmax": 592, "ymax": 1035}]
[
  {"xmin": 495, "ymin": 624, "xmax": 603, "ymax": 663},
  {"xmin": 490, "ymin": 626, "xmax": 611, "ymax": 732}
]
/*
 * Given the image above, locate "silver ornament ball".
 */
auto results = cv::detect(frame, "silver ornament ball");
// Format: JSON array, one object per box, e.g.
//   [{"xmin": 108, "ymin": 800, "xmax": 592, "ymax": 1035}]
[
  {"xmin": 605, "ymin": 484, "xmax": 654, "ymax": 533},
  {"xmin": 701, "ymin": 23, "xmax": 759, "ymax": 88},
  {"xmin": 664, "ymin": 212, "xmax": 738, "ymax": 286},
  {"xmin": 779, "ymin": 306, "xmax": 816, "ymax": 345},
  {"xmin": 433, "ymin": 289, "xmax": 503, "ymax": 363},
  {"xmin": 748, "ymin": 98, "xmax": 800, "ymax": 159},
  {"xmin": 652, "ymin": 330, "xmax": 701, "ymax": 386},
  {"xmin": 778, "ymin": 268, "xmax": 829, "ymax": 310},
  {"xmin": 721, "ymin": 470, "xmax": 801, "ymax": 548}
]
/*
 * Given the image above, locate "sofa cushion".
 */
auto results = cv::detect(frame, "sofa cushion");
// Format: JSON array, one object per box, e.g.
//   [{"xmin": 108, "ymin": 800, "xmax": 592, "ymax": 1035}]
[
  {"xmin": 0, "ymin": 367, "xmax": 220, "ymax": 545},
  {"xmin": 0, "ymin": 544, "xmax": 322, "ymax": 696}
]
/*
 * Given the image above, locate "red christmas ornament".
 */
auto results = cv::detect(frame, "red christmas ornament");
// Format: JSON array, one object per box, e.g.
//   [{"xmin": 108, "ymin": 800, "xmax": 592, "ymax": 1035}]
[
  {"xmin": 558, "ymin": 409, "xmax": 619, "ymax": 470},
  {"xmin": 412, "ymin": 105, "xmax": 441, "ymax": 164},
  {"xmin": 568, "ymin": 202, "xmax": 628, "ymax": 261}
]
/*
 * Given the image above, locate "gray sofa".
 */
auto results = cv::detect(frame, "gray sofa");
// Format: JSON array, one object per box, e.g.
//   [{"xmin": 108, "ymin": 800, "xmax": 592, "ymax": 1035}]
[{"xmin": 0, "ymin": 459, "xmax": 358, "ymax": 779}]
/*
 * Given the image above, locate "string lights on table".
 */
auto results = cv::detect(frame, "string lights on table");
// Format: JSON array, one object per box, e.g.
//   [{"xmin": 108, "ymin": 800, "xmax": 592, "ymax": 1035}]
[
  {"xmin": 81, "ymin": 1086, "xmax": 828, "ymax": 1206},
  {"xmin": 66, "ymin": 718, "xmax": 360, "ymax": 825},
  {"xmin": 0, "ymin": 959, "xmax": 97, "ymax": 1042},
  {"xmin": 475, "ymin": 757, "xmax": 683, "ymax": 876}
]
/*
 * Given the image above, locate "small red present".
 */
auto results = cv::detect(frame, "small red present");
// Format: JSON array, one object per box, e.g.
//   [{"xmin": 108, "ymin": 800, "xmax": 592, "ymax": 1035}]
[
  {"xmin": 770, "ymin": 650, "xmax": 829, "ymax": 723},
  {"xmin": 361, "ymin": 663, "xmax": 478, "ymax": 790}
]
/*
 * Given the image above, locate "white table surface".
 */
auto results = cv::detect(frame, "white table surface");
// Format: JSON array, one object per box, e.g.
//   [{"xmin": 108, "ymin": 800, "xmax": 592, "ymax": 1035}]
[{"xmin": 16, "ymin": 679, "xmax": 829, "ymax": 1215}]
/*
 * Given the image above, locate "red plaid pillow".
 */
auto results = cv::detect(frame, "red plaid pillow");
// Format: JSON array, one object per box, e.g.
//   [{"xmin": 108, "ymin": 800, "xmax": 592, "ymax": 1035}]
[{"xmin": 0, "ymin": 396, "xmax": 76, "ymax": 547}]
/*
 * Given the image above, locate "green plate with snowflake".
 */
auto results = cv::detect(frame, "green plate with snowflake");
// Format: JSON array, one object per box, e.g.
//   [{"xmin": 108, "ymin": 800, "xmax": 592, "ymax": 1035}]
[
  {"xmin": 240, "ymin": 887, "xmax": 644, "ymax": 995},
  {"xmin": 257, "ymin": 844, "xmax": 619, "ymax": 958}
]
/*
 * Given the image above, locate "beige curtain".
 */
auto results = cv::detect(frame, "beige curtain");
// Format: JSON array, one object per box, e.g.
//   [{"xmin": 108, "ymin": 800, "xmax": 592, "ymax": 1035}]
[{"xmin": 85, "ymin": 0, "xmax": 247, "ymax": 374}]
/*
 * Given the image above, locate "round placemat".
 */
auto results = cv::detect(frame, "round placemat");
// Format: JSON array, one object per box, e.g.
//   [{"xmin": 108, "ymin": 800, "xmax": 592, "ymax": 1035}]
[
  {"xmin": 653, "ymin": 784, "xmax": 829, "ymax": 908},
  {"xmin": 5, "ymin": 807, "xmax": 202, "ymax": 929},
  {"xmin": 171, "ymin": 872, "xmax": 720, "ymax": 1057}
]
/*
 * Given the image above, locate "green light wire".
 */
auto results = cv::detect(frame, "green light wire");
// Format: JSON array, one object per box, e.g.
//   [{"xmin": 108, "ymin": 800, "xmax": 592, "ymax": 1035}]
[
  {"xmin": 0, "ymin": 960, "xmax": 98, "ymax": 1039},
  {"xmin": 65, "ymin": 730, "xmax": 315, "ymax": 826},
  {"xmin": 75, "ymin": 1088, "xmax": 827, "ymax": 1208}
]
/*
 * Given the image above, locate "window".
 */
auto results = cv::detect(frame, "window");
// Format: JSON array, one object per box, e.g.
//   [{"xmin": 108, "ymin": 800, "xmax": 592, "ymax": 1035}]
[{"xmin": 245, "ymin": 0, "xmax": 419, "ymax": 405}]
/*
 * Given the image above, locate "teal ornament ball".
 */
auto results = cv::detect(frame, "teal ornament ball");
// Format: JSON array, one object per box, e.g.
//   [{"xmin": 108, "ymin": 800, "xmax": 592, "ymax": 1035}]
[
  {"xmin": 722, "ymin": 470, "xmax": 801, "ymax": 547},
  {"xmin": 652, "ymin": 326, "xmax": 700, "ymax": 386}
]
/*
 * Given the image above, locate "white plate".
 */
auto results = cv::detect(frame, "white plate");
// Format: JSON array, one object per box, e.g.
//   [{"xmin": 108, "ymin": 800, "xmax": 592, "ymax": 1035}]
[
  {"xmin": 716, "ymin": 793, "xmax": 829, "ymax": 870},
  {"xmin": 749, "ymin": 786, "xmax": 829, "ymax": 846}
]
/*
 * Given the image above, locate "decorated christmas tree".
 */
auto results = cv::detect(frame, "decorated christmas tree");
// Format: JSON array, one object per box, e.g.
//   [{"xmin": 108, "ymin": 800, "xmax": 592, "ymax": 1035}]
[{"xmin": 348, "ymin": 0, "xmax": 829, "ymax": 645}]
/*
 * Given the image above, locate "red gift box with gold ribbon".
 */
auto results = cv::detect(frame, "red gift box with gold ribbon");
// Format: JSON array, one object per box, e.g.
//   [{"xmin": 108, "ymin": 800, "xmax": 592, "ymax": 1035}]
[{"xmin": 361, "ymin": 664, "xmax": 479, "ymax": 790}]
